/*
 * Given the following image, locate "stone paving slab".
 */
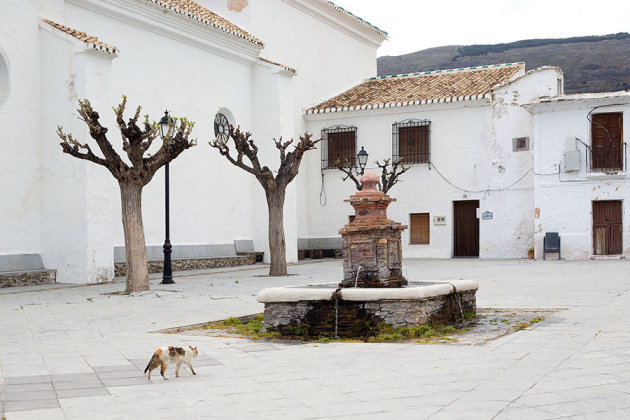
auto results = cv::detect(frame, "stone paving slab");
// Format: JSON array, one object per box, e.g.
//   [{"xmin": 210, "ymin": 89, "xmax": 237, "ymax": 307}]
[{"xmin": 1, "ymin": 259, "xmax": 630, "ymax": 419}]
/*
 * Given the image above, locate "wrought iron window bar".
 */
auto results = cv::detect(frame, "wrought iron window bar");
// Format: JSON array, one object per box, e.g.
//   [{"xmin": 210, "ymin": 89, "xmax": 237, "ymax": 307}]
[
  {"xmin": 321, "ymin": 125, "xmax": 357, "ymax": 169},
  {"xmin": 392, "ymin": 118, "xmax": 430, "ymax": 164}
]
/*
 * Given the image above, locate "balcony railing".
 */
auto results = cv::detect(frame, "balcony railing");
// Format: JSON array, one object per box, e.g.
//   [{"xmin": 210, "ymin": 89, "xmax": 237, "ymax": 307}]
[{"xmin": 588, "ymin": 143, "xmax": 627, "ymax": 173}]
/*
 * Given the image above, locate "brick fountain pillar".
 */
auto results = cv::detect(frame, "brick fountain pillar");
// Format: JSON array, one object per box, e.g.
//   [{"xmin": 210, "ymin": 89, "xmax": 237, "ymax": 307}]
[{"xmin": 339, "ymin": 171, "xmax": 408, "ymax": 288}]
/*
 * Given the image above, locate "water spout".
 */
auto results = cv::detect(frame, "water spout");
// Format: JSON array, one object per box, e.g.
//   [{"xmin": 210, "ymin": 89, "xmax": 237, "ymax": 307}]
[
  {"xmin": 332, "ymin": 286, "xmax": 342, "ymax": 339},
  {"xmin": 354, "ymin": 265, "xmax": 363, "ymax": 288},
  {"xmin": 450, "ymin": 283, "xmax": 465, "ymax": 322}
]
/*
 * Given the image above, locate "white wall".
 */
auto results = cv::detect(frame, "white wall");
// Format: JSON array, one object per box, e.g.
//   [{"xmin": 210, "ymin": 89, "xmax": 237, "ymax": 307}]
[
  {"xmin": 304, "ymin": 68, "xmax": 562, "ymax": 259},
  {"xmin": 62, "ymin": 2, "xmax": 301, "ymax": 266},
  {"xmin": 200, "ymin": 0, "xmax": 385, "ymax": 238},
  {"xmin": 529, "ymin": 97, "xmax": 630, "ymax": 259},
  {"xmin": 0, "ymin": 1, "xmax": 48, "ymax": 257},
  {"xmin": 39, "ymin": 27, "xmax": 116, "ymax": 283}
]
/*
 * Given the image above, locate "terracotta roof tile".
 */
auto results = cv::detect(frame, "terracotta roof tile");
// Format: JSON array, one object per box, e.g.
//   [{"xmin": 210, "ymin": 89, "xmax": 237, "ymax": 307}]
[
  {"xmin": 42, "ymin": 19, "xmax": 118, "ymax": 54},
  {"xmin": 258, "ymin": 57, "xmax": 297, "ymax": 74},
  {"xmin": 307, "ymin": 63, "xmax": 525, "ymax": 114},
  {"xmin": 145, "ymin": 0, "xmax": 263, "ymax": 46}
]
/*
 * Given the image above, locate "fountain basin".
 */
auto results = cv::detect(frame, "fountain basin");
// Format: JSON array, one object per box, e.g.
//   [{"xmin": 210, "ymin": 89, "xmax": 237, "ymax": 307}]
[{"xmin": 258, "ymin": 280, "xmax": 478, "ymax": 337}]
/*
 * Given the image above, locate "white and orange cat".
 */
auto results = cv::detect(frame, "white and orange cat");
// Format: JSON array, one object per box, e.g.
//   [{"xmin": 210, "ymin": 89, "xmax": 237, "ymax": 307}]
[{"xmin": 144, "ymin": 346, "xmax": 198, "ymax": 380}]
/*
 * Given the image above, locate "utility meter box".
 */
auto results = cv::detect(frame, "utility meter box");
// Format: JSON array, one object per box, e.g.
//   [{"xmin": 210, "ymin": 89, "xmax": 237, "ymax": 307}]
[{"xmin": 563, "ymin": 150, "xmax": 580, "ymax": 172}]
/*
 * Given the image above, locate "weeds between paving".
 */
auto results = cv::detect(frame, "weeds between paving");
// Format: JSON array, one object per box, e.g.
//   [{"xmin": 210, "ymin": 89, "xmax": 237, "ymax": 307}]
[{"xmin": 167, "ymin": 309, "xmax": 552, "ymax": 345}]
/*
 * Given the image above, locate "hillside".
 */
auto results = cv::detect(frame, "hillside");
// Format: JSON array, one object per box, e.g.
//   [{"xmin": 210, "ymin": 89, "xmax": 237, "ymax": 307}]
[{"xmin": 377, "ymin": 34, "xmax": 630, "ymax": 94}]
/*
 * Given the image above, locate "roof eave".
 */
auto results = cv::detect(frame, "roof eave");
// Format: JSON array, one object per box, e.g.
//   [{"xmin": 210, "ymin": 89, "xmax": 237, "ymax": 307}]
[
  {"xmin": 283, "ymin": 0, "xmax": 387, "ymax": 48},
  {"xmin": 305, "ymin": 94, "xmax": 492, "ymax": 116}
]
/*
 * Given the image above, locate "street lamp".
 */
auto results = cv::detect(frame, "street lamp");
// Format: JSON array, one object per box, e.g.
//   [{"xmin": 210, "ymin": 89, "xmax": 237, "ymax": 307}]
[
  {"xmin": 159, "ymin": 110, "xmax": 174, "ymax": 285},
  {"xmin": 357, "ymin": 146, "xmax": 369, "ymax": 175}
]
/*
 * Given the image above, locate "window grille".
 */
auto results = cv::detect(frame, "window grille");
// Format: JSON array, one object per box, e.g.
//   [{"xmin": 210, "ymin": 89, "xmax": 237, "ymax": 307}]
[
  {"xmin": 321, "ymin": 125, "xmax": 357, "ymax": 169},
  {"xmin": 392, "ymin": 119, "xmax": 430, "ymax": 164},
  {"xmin": 410, "ymin": 213, "xmax": 430, "ymax": 244}
]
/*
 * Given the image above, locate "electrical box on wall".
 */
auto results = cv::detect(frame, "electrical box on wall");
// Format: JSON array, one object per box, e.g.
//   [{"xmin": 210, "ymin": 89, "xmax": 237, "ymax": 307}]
[
  {"xmin": 563, "ymin": 150, "xmax": 580, "ymax": 172},
  {"xmin": 433, "ymin": 216, "xmax": 446, "ymax": 225}
]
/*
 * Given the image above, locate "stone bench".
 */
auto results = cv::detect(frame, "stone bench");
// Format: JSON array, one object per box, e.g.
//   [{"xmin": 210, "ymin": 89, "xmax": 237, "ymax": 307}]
[
  {"xmin": 114, "ymin": 241, "xmax": 263, "ymax": 277},
  {"xmin": 298, "ymin": 238, "xmax": 342, "ymax": 260},
  {"xmin": 0, "ymin": 254, "xmax": 56, "ymax": 288}
]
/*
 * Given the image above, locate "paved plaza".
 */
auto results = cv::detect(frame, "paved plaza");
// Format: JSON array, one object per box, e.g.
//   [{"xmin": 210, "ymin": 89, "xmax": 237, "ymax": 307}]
[{"xmin": 1, "ymin": 259, "xmax": 630, "ymax": 419}]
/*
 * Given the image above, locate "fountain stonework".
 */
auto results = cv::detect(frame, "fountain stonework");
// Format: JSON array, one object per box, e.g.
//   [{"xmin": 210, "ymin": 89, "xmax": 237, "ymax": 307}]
[
  {"xmin": 258, "ymin": 172, "xmax": 478, "ymax": 337},
  {"xmin": 340, "ymin": 171, "xmax": 407, "ymax": 288}
]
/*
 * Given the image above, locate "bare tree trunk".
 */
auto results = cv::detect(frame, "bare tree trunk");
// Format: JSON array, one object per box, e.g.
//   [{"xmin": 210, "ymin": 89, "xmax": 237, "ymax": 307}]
[
  {"xmin": 120, "ymin": 182, "xmax": 149, "ymax": 292},
  {"xmin": 266, "ymin": 189, "xmax": 287, "ymax": 276}
]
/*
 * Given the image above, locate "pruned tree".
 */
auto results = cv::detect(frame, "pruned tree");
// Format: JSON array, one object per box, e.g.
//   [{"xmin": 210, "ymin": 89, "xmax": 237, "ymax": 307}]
[
  {"xmin": 335, "ymin": 158, "xmax": 410, "ymax": 194},
  {"xmin": 57, "ymin": 97, "xmax": 196, "ymax": 292},
  {"xmin": 210, "ymin": 126, "xmax": 320, "ymax": 276}
]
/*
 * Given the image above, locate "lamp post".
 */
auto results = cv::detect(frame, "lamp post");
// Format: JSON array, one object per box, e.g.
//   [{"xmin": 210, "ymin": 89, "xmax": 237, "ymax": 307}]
[
  {"xmin": 357, "ymin": 146, "xmax": 369, "ymax": 175},
  {"xmin": 158, "ymin": 110, "xmax": 174, "ymax": 284}
]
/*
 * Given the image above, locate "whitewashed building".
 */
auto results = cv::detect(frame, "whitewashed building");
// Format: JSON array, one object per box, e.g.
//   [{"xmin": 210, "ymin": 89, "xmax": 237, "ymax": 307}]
[
  {"xmin": 303, "ymin": 63, "xmax": 563, "ymax": 259},
  {"xmin": 0, "ymin": 0, "xmax": 387, "ymax": 284},
  {"xmin": 525, "ymin": 91, "xmax": 630, "ymax": 259},
  {"xmin": 2, "ymin": 0, "xmax": 628, "ymax": 287}
]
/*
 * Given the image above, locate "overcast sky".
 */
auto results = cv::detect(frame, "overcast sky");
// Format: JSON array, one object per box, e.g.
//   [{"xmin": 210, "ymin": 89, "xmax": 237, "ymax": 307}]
[{"xmin": 333, "ymin": 0, "xmax": 630, "ymax": 57}]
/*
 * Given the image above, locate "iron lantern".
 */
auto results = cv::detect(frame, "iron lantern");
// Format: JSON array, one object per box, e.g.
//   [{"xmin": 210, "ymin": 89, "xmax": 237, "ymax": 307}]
[{"xmin": 357, "ymin": 146, "xmax": 369, "ymax": 175}]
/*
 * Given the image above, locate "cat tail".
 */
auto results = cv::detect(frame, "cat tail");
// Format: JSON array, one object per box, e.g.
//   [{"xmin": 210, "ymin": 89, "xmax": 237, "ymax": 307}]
[{"xmin": 144, "ymin": 352, "xmax": 159, "ymax": 374}]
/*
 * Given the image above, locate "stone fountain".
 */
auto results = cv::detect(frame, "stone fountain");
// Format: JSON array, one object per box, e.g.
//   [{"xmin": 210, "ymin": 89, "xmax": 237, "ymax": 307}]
[{"xmin": 257, "ymin": 172, "xmax": 478, "ymax": 337}]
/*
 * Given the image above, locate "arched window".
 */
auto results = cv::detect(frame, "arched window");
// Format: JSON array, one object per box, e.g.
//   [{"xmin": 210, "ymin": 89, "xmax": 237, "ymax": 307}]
[{"xmin": 214, "ymin": 108, "xmax": 234, "ymax": 145}]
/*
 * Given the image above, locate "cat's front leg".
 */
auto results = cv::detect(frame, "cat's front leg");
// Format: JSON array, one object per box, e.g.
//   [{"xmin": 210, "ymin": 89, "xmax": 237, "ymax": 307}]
[{"xmin": 187, "ymin": 362, "xmax": 196, "ymax": 375}]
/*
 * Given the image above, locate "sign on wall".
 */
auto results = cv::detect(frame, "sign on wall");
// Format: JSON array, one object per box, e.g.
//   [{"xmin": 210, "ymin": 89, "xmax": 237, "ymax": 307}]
[
  {"xmin": 482, "ymin": 211, "xmax": 493, "ymax": 220},
  {"xmin": 433, "ymin": 216, "xmax": 446, "ymax": 225}
]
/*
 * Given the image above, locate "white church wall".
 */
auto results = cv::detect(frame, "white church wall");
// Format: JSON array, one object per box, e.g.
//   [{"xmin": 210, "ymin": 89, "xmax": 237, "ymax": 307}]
[
  {"xmin": 64, "ymin": 2, "xmax": 272, "ymax": 261},
  {"xmin": 0, "ymin": 1, "xmax": 46, "ymax": 258},
  {"xmin": 200, "ymin": 0, "xmax": 385, "ymax": 241}
]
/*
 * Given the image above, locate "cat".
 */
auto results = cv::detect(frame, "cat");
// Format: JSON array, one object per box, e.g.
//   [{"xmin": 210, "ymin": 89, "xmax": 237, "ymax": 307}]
[{"xmin": 144, "ymin": 346, "xmax": 198, "ymax": 380}]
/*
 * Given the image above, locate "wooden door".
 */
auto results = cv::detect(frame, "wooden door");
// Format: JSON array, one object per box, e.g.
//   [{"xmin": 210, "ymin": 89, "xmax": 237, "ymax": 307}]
[
  {"xmin": 593, "ymin": 200, "xmax": 623, "ymax": 255},
  {"xmin": 592, "ymin": 112, "xmax": 623, "ymax": 170},
  {"xmin": 454, "ymin": 200, "xmax": 479, "ymax": 257}
]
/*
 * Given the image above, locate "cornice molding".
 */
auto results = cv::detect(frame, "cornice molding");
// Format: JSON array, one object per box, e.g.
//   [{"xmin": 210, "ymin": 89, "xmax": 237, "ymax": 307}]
[
  {"xmin": 67, "ymin": 0, "xmax": 262, "ymax": 65},
  {"xmin": 282, "ymin": 0, "xmax": 387, "ymax": 49}
]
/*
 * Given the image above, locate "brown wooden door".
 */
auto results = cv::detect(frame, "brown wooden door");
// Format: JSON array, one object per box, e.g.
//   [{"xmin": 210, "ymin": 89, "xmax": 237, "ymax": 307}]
[
  {"xmin": 454, "ymin": 200, "xmax": 479, "ymax": 257},
  {"xmin": 593, "ymin": 200, "xmax": 623, "ymax": 255}
]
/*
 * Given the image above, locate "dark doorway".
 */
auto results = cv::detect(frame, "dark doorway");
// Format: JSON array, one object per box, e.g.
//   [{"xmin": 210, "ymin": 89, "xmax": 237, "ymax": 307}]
[
  {"xmin": 593, "ymin": 200, "xmax": 622, "ymax": 255},
  {"xmin": 453, "ymin": 200, "xmax": 479, "ymax": 257}
]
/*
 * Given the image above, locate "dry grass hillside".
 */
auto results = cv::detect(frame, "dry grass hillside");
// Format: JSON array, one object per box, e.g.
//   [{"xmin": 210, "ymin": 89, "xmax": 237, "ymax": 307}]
[{"xmin": 377, "ymin": 34, "xmax": 630, "ymax": 94}]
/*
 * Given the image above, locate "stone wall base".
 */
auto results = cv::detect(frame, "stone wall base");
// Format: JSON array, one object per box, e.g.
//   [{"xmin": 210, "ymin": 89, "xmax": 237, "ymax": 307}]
[
  {"xmin": 0, "ymin": 270, "xmax": 56, "ymax": 288},
  {"xmin": 298, "ymin": 249, "xmax": 343, "ymax": 260},
  {"xmin": 263, "ymin": 290, "xmax": 476, "ymax": 337},
  {"xmin": 114, "ymin": 253, "xmax": 258, "ymax": 277}
]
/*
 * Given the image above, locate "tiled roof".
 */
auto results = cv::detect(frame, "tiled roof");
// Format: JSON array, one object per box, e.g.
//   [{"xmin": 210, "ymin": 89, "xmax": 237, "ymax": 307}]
[
  {"xmin": 306, "ymin": 63, "xmax": 525, "ymax": 114},
  {"xmin": 319, "ymin": 1, "xmax": 388, "ymax": 37},
  {"xmin": 258, "ymin": 57, "xmax": 297, "ymax": 74},
  {"xmin": 42, "ymin": 19, "xmax": 118, "ymax": 54},
  {"xmin": 145, "ymin": 0, "xmax": 263, "ymax": 46}
]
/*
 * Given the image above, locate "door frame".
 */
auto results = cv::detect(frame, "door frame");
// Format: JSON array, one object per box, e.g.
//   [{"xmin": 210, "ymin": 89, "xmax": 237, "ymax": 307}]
[
  {"xmin": 453, "ymin": 200, "xmax": 480, "ymax": 258},
  {"xmin": 592, "ymin": 200, "xmax": 623, "ymax": 255}
]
